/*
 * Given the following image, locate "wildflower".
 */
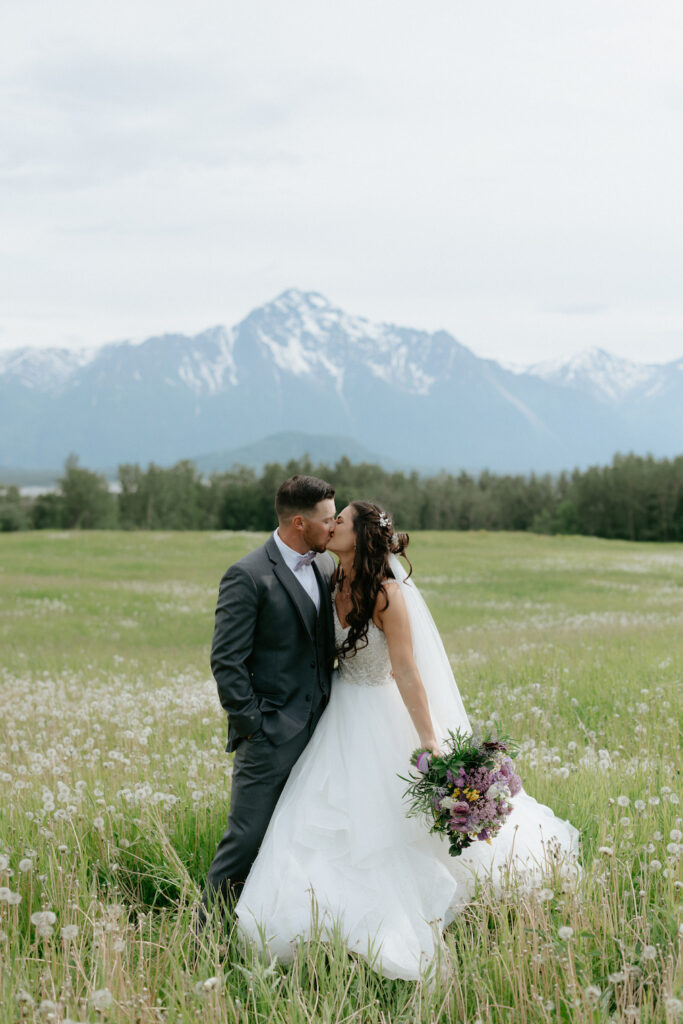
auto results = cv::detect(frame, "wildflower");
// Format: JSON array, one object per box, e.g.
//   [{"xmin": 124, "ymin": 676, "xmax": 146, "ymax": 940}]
[
  {"xmin": 670, "ymin": 829, "xmax": 682, "ymax": 843},
  {"xmin": 18, "ymin": 858, "xmax": 33, "ymax": 872},
  {"xmin": 7, "ymin": 891, "xmax": 22, "ymax": 905},
  {"xmin": 649, "ymin": 859, "xmax": 662, "ymax": 871},
  {"xmin": 597, "ymin": 846, "xmax": 613, "ymax": 856},
  {"xmin": 90, "ymin": 988, "xmax": 114, "ymax": 1011},
  {"xmin": 537, "ymin": 888, "xmax": 554, "ymax": 901},
  {"xmin": 584, "ymin": 985, "xmax": 601, "ymax": 1001},
  {"xmin": 61, "ymin": 925, "xmax": 79, "ymax": 941},
  {"xmin": 558, "ymin": 926, "xmax": 573, "ymax": 940},
  {"xmin": 617, "ymin": 795, "xmax": 630, "ymax": 807},
  {"xmin": 634, "ymin": 800, "xmax": 646, "ymax": 811},
  {"xmin": 640, "ymin": 945, "xmax": 657, "ymax": 960},
  {"xmin": 30, "ymin": 913, "xmax": 56, "ymax": 929},
  {"xmin": 0, "ymin": 854, "xmax": 9, "ymax": 871},
  {"xmin": 203, "ymin": 977, "xmax": 220, "ymax": 991},
  {"xmin": 664, "ymin": 998, "xmax": 682, "ymax": 1019}
]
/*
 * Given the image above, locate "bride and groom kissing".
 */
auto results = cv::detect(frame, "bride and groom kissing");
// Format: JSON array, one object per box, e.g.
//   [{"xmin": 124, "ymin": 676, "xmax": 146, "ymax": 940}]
[{"xmin": 196, "ymin": 474, "xmax": 579, "ymax": 980}]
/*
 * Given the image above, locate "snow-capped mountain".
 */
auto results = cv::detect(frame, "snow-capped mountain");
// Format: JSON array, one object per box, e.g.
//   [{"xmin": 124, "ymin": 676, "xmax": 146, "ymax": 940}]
[
  {"xmin": 1, "ymin": 289, "xmax": 681, "ymax": 475},
  {"xmin": 0, "ymin": 345, "xmax": 96, "ymax": 393},
  {"xmin": 525, "ymin": 347, "xmax": 677, "ymax": 403}
]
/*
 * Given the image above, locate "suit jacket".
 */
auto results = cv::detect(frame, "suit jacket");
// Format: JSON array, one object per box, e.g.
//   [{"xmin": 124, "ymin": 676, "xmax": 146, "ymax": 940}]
[{"xmin": 210, "ymin": 535, "xmax": 336, "ymax": 752}]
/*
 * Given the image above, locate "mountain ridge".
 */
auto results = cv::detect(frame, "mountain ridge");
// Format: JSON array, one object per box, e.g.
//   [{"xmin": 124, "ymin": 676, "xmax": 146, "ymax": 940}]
[{"xmin": 1, "ymin": 289, "xmax": 681, "ymax": 474}]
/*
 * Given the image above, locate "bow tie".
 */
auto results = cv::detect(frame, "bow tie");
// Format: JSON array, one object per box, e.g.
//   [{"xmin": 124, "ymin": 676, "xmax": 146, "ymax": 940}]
[{"xmin": 294, "ymin": 551, "xmax": 316, "ymax": 571}]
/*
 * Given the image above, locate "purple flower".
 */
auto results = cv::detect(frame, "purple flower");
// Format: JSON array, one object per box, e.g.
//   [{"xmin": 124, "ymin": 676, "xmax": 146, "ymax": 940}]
[
  {"xmin": 416, "ymin": 752, "xmax": 432, "ymax": 775},
  {"xmin": 476, "ymin": 829, "xmax": 490, "ymax": 841},
  {"xmin": 449, "ymin": 820, "xmax": 471, "ymax": 832},
  {"xmin": 509, "ymin": 773, "xmax": 522, "ymax": 796}
]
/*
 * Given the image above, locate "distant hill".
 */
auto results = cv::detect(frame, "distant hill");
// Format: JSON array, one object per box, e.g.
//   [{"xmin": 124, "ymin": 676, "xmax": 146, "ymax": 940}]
[
  {"xmin": 191, "ymin": 432, "xmax": 400, "ymax": 475},
  {"xmin": 1, "ymin": 288, "xmax": 681, "ymax": 474}
]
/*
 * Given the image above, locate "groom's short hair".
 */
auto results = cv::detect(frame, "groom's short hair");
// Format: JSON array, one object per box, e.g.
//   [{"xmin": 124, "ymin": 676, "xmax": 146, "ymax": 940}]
[{"xmin": 275, "ymin": 475, "xmax": 335, "ymax": 522}]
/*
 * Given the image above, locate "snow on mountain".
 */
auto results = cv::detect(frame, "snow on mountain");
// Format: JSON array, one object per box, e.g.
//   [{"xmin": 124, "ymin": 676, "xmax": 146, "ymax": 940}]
[
  {"xmin": 0, "ymin": 345, "xmax": 95, "ymax": 392},
  {"xmin": 175, "ymin": 326, "xmax": 237, "ymax": 394},
  {"xmin": 1, "ymin": 290, "xmax": 681, "ymax": 474},
  {"xmin": 525, "ymin": 347, "xmax": 664, "ymax": 402},
  {"xmin": 246, "ymin": 289, "xmax": 468, "ymax": 396}
]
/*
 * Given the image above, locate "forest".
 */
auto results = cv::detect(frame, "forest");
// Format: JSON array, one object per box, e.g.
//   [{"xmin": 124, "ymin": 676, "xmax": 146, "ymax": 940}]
[{"xmin": 2, "ymin": 450, "xmax": 682, "ymax": 541}]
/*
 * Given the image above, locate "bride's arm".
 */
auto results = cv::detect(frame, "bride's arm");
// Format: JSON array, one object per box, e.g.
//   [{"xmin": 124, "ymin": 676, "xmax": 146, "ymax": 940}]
[{"xmin": 375, "ymin": 582, "xmax": 440, "ymax": 755}]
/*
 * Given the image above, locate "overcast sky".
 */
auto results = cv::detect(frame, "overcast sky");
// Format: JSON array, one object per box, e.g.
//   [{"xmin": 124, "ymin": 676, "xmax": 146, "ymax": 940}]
[{"xmin": 1, "ymin": 0, "xmax": 682, "ymax": 365}]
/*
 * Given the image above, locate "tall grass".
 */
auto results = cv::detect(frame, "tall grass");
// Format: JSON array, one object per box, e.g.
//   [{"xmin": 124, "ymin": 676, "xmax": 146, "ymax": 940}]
[{"xmin": 0, "ymin": 531, "xmax": 681, "ymax": 1022}]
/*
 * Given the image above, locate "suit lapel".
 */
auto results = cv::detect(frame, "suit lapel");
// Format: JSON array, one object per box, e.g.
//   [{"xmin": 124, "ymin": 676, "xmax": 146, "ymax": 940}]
[
  {"xmin": 312, "ymin": 560, "xmax": 334, "ymax": 657},
  {"xmin": 266, "ymin": 535, "xmax": 316, "ymax": 639}
]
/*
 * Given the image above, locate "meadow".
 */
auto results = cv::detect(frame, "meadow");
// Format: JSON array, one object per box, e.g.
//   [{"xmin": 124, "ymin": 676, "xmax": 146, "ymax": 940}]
[{"xmin": 0, "ymin": 530, "xmax": 681, "ymax": 1023}]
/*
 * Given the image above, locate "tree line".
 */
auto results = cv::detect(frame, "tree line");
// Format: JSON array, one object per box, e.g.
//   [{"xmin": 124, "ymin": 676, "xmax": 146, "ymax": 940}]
[{"xmin": 1, "ymin": 451, "xmax": 683, "ymax": 541}]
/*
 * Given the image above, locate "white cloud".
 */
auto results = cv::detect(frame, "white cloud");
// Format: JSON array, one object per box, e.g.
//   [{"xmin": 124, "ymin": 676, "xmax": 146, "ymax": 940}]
[{"xmin": 0, "ymin": 0, "xmax": 682, "ymax": 363}]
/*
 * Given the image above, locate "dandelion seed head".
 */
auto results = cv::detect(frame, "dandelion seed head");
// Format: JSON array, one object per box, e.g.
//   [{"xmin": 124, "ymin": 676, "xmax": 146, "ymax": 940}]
[{"xmin": 90, "ymin": 988, "xmax": 113, "ymax": 1011}]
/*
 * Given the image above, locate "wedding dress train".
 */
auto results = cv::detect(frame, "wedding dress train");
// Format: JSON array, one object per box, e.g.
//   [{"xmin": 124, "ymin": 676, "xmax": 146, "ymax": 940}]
[{"xmin": 236, "ymin": 574, "xmax": 580, "ymax": 980}]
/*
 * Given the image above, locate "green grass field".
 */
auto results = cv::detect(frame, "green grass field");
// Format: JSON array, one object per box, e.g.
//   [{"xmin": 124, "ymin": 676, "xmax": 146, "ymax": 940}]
[{"xmin": 0, "ymin": 531, "xmax": 681, "ymax": 1022}]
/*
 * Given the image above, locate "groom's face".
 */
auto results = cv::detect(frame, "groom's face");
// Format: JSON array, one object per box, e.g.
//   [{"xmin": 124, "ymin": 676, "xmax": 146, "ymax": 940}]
[{"xmin": 300, "ymin": 498, "xmax": 337, "ymax": 552}]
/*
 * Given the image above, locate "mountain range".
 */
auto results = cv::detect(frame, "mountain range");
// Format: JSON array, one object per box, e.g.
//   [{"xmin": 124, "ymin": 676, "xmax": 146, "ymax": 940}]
[{"xmin": 1, "ymin": 289, "xmax": 681, "ymax": 480}]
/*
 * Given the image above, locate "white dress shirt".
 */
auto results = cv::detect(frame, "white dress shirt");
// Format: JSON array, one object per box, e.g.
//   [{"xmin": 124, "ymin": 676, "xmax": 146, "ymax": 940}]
[{"xmin": 273, "ymin": 530, "xmax": 320, "ymax": 612}]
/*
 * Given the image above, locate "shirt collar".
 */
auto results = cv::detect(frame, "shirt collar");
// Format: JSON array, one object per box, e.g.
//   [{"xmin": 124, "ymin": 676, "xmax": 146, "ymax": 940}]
[{"xmin": 273, "ymin": 529, "xmax": 312, "ymax": 572}]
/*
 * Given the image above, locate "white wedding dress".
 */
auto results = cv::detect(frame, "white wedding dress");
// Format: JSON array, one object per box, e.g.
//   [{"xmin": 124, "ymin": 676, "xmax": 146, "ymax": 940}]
[{"xmin": 236, "ymin": 573, "xmax": 580, "ymax": 980}]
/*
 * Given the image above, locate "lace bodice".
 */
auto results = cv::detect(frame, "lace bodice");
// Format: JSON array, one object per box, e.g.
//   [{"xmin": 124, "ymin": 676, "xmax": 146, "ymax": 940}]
[{"xmin": 333, "ymin": 599, "xmax": 394, "ymax": 687}]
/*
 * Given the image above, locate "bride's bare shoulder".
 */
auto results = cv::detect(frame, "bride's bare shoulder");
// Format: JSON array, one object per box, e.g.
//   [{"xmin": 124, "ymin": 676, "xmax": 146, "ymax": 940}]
[{"xmin": 373, "ymin": 578, "xmax": 405, "ymax": 626}]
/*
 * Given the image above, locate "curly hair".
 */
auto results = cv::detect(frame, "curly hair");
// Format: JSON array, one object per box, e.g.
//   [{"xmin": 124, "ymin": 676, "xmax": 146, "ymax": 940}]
[{"xmin": 334, "ymin": 501, "xmax": 411, "ymax": 660}]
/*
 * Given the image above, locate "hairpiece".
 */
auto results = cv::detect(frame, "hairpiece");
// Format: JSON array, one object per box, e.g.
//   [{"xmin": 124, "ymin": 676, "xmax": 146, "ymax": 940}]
[{"xmin": 378, "ymin": 512, "xmax": 391, "ymax": 528}]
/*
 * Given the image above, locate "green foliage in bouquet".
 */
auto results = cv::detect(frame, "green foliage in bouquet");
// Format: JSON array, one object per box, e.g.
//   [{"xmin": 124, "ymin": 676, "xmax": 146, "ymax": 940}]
[{"xmin": 401, "ymin": 729, "xmax": 522, "ymax": 857}]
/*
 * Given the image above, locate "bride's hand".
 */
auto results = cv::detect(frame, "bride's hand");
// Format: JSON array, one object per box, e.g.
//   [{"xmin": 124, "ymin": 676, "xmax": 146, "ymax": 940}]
[{"xmin": 422, "ymin": 737, "xmax": 442, "ymax": 757}]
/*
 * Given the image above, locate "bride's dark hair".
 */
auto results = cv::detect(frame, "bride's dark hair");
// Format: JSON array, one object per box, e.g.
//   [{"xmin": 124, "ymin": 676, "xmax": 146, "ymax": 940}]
[{"xmin": 334, "ymin": 501, "xmax": 411, "ymax": 660}]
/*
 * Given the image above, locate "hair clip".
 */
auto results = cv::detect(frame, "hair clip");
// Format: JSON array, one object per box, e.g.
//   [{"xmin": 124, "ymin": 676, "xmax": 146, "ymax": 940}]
[{"xmin": 378, "ymin": 513, "xmax": 391, "ymax": 528}]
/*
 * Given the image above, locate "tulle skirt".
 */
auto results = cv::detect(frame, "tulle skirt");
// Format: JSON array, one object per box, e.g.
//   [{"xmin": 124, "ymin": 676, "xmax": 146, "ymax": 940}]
[{"xmin": 236, "ymin": 675, "xmax": 580, "ymax": 980}]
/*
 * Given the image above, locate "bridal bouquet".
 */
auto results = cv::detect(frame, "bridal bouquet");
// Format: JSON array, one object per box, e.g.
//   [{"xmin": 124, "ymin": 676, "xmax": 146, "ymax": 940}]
[{"xmin": 402, "ymin": 730, "xmax": 522, "ymax": 857}]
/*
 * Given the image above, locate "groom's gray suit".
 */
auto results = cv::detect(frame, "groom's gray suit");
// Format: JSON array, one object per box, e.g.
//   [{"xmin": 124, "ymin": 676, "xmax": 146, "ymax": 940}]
[{"xmin": 201, "ymin": 534, "xmax": 336, "ymax": 914}]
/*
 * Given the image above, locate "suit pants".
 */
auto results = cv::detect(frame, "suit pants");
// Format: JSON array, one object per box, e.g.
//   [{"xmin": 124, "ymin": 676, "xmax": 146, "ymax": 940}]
[{"xmin": 200, "ymin": 698, "xmax": 327, "ymax": 921}]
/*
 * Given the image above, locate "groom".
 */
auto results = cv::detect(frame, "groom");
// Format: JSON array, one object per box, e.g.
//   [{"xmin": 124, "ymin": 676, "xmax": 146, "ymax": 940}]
[{"xmin": 198, "ymin": 474, "xmax": 337, "ymax": 926}]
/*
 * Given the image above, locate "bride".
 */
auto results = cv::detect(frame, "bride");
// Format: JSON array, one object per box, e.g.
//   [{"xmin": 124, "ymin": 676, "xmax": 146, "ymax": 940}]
[{"xmin": 235, "ymin": 501, "xmax": 580, "ymax": 979}]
